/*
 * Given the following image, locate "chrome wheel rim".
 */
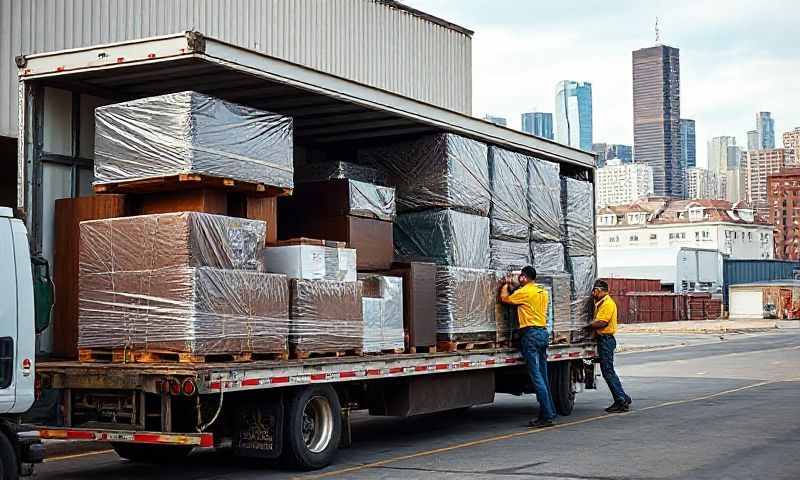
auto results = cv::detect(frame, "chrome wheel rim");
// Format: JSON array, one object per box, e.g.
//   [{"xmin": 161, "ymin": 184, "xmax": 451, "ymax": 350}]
[{"xmin": 302, "ymin": 395, "xmax": 333, "ymax": 453}]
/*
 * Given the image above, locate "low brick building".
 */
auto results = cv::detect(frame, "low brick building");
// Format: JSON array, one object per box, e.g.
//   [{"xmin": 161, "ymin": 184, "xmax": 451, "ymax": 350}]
[{"xmin": 768, "ymin": 167, "xmax": 800, "ymax": 260}]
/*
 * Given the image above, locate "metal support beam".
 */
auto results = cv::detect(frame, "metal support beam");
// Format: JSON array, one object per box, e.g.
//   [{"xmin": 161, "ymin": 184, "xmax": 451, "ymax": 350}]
[{"xmin": 160, "ymin": 394, "xmax": 172, "ymax": 432}]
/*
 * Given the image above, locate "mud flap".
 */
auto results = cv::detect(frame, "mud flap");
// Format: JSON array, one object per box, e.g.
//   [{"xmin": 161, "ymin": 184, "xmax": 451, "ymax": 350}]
[{"xmin": 232, "ymin": 394, "xmax": 284, "ymax": 459}]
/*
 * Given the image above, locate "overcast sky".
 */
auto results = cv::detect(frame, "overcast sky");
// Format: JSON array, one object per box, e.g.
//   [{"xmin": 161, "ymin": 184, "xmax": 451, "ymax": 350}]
[{"xmin": 403, "ymin": 0, "xmax": 800, "ymax": 166}]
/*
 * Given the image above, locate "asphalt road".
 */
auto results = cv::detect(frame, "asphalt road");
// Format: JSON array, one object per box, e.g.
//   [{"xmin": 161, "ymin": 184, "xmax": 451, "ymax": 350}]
[{"xmin": 38, "ymin": 331, "xmax": 800, "ymax": 480}]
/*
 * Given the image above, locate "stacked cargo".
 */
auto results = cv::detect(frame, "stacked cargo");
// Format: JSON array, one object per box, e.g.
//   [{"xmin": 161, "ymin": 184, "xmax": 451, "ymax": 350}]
[
  {"xmin": 77, "ymin": 91, "xmax": 295, "ymax": 362},
  {"xmin": 562, "ymin": 176, "xmax": 597, "ymax": 343},
  {"xmin": 488, "ymin": 148, "xmax": 531, "ymax": 270},
  {"xmin": 360, "ymin": 134, "xmax": 498, "ymax": 349}
]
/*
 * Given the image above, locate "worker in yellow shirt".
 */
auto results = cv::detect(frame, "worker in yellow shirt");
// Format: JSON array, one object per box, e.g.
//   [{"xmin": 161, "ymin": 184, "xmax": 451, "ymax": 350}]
[
  {"xmin": 500, "ymin": 266, "xmax": 557, "ymax": 428},
  {"xmin": 590, "ymin": 280, "xmax": 632, "ymax": 413}
]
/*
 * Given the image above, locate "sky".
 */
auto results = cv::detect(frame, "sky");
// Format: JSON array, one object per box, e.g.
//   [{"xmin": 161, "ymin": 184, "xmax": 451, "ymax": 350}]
[{"xmin": 403, "ymin": 0, "xmax": 800, "ymax": 167}]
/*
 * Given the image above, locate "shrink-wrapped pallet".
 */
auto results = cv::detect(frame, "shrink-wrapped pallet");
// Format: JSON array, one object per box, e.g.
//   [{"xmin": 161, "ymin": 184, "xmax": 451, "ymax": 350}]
[
  {"xmin": 394, "ymin": 209, "xmax": 490, "ymax": 269},
  {"xmin": 569, "ymin": 256, "xmax": 597, "ymax": 339},
  {"xmin": 359, "ymin": 274, "xmax": 404, "ymax": 353},
  {"xmin": 563, "ymin": 177, "xmax": 595, "ymax": 256},
  {"xmin": 489, "ymin": 239, "xmax": 531, "ymax": 271},
  {"xmin": 262, "ymin": 244, "xmax": 357, "ymax": 282},
  {"xmin": 78, "ymin": 268, "xmax": 289, "ymax": 355},
  {"xmin": 435, "ymin": 267, "xmax": 496, "ymax": 340},
  {"xmin": 489, "ymin": 147, "xmax": 530, "ymax": 241},
  {"xmin": 528, "ymin": 157, "xmax": 564, "ymax": 242},
  {"xmin": 295, "ymin": 161, "xmax": 388, "ymax": 186},
  {"xmin": 94, "ymin": 91, "xmax": 293, "ymax": 188},
  {"xmin": 289, "ymin": 279, "xmax": 363, "ymax": 354},
  {"xmin": 284, "ymin": 179, "xmax": 396, "ymax": 221},
  {"xmin": 537, "ymin": 273, "xmax": 573, "ymax": 337},
  {"xmin": 359, "ymin": 133, "xmax": 491, "ymax": 215},
  {"xmin": 80, "ymin": 212, "xmax": 266, "ymax": 273},
  {"xmin": 531, "ymin": 242, "xmax": 566, "ymax": 273}
]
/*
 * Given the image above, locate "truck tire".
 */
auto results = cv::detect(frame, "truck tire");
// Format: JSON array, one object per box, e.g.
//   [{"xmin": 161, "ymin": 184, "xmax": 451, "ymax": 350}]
[
  {"xmin": 551, "ymin": 362, "xmax": 575, "ymax": 416},
  {"xmin": 0, "ymin": 433, "xmax": 18, "ymax": 480},
  {"xmin": 111, "ymin": 443, "xmax": 193, "ymax": 463},
  {"xmin": 282, "ymin": 384, "xmax": 341, "ymax": 470}
]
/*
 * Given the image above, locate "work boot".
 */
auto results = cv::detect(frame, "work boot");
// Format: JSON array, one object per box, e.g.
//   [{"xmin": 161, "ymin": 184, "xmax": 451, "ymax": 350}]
[
  {"xmin": 605, "ymin": 401, "xmax": 623, "ymax": 413},
  {"xmin": 528, "ymin": 418, "xmax": 555, "ymax": 428}
]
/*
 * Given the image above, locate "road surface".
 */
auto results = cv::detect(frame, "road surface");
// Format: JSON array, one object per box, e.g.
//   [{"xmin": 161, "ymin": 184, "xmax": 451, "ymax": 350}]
[{"xmin": 38, "ymin": 331, "xmax": 800, "ymax": 479}]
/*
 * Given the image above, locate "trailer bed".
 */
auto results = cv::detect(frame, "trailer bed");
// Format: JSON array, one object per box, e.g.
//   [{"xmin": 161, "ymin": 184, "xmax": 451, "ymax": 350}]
[{"xmin": 38, "ymin": 344, "xmax": 596, "ymax": 394}]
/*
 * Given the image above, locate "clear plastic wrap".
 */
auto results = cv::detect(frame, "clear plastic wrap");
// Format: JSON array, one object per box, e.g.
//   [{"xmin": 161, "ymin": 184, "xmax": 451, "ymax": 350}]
[
  {"xmin": 359, "ymin": 274, "xmax": 404, "ymax": 353},
  {"xmin": 435, "ymin": 267, "xmax": 497, "ymax": 338},
  {"xmin": 78, "ymin": 268, "xmax": 289, "ymax": 355},
  {"xmin": 289, "ymin": 279, "xmax": 363, "ymax": 354},
  {"xmin": 562, "ymin": 177, "xmax": 596, "ymax": 256},
  {"xmin": 80, "ymin": 212, "xmax": 266, "ymax": 273},
  {"xmin": 569, "ymin": 256, "xmax": 597, "ymax": 332},
  {"xmin": 537, "ymin": 273, "xmax": 573, "ymax": 335},
  {"xmin": 489, "ymin": 239, "xmax": 531, "ymax": 271},
  {"xmin": 94, "ymin": 91, "xmax": 294, "ymax": 188},
  {"xmin": 295, "ymin": 161, "xmax": 388, "ymax": 185},
  {"xmin": 358, "ymin": 133, "xmax": 491, "ymax": 215},
  {"xmin": 528, "ymin": 157, "xmax": 565, "ymax": 242},
  {"xmin": 348, "ymin": 180, "xmax": 396, "ymax": 221},
  {"xmin": 262, "ymin": 244, "xmax": 357, "ymax": 282},
  {"xmin": 531, "ymin": 242, "xmax": 566, "ymax": 273},
  {"xmin": 489, "ymin": 147, "xmax": 531, "ymax": 241},
  {"xmin": 394, "ymin": 209, "xmax": 490, "ymax": 269}
]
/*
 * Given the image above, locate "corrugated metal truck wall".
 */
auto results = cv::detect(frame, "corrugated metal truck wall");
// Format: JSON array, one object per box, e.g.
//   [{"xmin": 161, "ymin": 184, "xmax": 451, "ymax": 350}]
[
  {"xmin": 722, "ymin": 259, "xmax": 800, "ymax": 308},
  {"xmin": 1, "ymin": 0, "xmax": 473, "ymax": 138}
]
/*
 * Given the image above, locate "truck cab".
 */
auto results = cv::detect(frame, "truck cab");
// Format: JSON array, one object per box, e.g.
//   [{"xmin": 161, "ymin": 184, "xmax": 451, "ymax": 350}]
[{"xmin": 0, "ymin": 206, "xmax": 45, "ymax": 478}]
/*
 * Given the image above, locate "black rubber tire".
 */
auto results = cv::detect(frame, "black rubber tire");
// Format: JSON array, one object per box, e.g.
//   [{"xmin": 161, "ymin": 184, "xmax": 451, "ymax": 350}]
[
  {"xmin": 551, "ymin": 362, "xmax": 576, "ymax": 416},
  {"xmin": 282, "ymin": 384, "xmax": 342, "ymax": 470},
  {"xmin": 0, "ymin": 433, "xmax": 18, "ymax": 480},
  {"xmin": 111, "ymin": 443, "xmax": 193, "ymax": 463}
]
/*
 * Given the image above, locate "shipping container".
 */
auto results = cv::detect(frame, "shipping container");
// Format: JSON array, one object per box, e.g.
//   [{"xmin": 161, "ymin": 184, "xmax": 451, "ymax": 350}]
[
  {"xmin": 1, "ymin": 0, "xmax": 475, "ymax": 139},
  {"xmin": 625, "ymin": 292, "xmax": 686, "ymax": 324},
  {"xmin": 722, "ymin": 259, "xmax": 800, "ymax": 308}
]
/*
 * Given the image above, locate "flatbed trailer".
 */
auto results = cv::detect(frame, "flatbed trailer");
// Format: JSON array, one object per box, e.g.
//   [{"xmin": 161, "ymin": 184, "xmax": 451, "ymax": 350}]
[{"xmin": 16, "ymin": 32, "xmax": 599, "ymax": 470}]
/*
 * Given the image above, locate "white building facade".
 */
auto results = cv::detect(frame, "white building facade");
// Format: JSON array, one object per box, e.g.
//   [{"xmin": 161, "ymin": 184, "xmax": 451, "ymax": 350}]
[
  {"xmin": 596, "ymin": 159, "xmax": 654, "ymax": 207},
  {"xmin": 686, "ymin": 168, "xmax": 719, "ymax": 199},
  {"xmin": 597, "ymin": 199, "xmax": 773, "ymax": 260}
]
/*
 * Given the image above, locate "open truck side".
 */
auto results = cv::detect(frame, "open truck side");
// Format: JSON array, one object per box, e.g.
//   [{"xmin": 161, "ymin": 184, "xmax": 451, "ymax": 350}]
[{"xmin": 15, "ymin": 32, "xmax": 598, "ymax": 471}]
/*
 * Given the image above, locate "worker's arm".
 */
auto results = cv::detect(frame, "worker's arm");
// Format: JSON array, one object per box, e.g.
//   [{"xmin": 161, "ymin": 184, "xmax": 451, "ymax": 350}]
[
  {"xmin": 499, "ymin": 283, "xmax": 513, "ymax": 304},
  {"xmin": 590, "ymin": 300, "xmax": 611, "ymax": 329},
  {"xmin": 500, "ymin": 283, "xmax": 525, "ymax": 305}
]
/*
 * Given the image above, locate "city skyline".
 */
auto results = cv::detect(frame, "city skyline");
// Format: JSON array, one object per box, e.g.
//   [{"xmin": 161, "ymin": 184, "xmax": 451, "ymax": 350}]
[
  {"xmin": 404, "ymin": 0, "xmax": 799, "ymax": 164},
  {"xmin": 554, "ymin": 80, "xmax": 593, "ymax": 150}
]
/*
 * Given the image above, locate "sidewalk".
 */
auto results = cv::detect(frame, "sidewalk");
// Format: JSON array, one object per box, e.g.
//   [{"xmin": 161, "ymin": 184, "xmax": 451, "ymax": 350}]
[{"xmin": 618, "ymin": 319, "xmax": 800, "ymax": 335}]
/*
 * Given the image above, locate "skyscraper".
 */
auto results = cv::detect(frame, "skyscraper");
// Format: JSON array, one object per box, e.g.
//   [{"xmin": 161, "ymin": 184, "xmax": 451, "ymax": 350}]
[
  {"xmin": 707, "ymin": 136, "xmax": 737, "ymax": 175},
  {"xmin": 744, "ymin": 148, "xmax": 792, "ymax": 217},
  {"xmin": 680, "ymin": 118, "xmax": 696, "ymax": 169},
  {"xmin": 554, "ymin": 80, "xmax": 593, "ymax": 151},
  {"xmin": 521, "ymin": 112, "xmax": 554, "ymax": 140},
  {"xmin": 757, "ymin": 112, "xmax": 775, "ymax": 149},
  {"xmin": 632, "ymin": 45, "xmax": 682, "ymax": 198},
  {"xmin": 747, "ymin": 130, "xmax": 760, "ymax": 150},
  {"xmin": 483, "ymin": 115, "xmax": 507, "ymax": 127},
  {"xmin": 592, "ymin": 143, "xmax": 633, "ymax": 167},
  {"xmin": 782, "ymin": 127, "xmax": 800, "ymax": 164}
]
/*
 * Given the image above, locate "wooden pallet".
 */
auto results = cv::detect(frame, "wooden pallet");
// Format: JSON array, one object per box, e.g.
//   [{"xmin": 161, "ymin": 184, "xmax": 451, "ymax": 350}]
[
  {"xmin": 406, "ymin": 345, "xmax": 437, "ymax": 354},
  {"xmin": 363, "ymin": 347, "xmax": 405, "ymax": 356},
  {"xmin": 93, "ymin": 174, "xmax": 293, "ymax": 197},
  {"xmin": 290, "ymin": 348, "xmax": 362, "ymax": 360},
  {"xmin": 78, "ymin": 348, "xmax": 288, "ymax": 364},
  {"xmin": 436, "ymin": 340, "xmax": 499, "ymax": 353}
]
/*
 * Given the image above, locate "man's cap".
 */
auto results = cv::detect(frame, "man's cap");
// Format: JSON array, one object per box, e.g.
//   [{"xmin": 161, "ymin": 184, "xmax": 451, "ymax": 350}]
[
  {"xmin": 520, "ymin": 265, "xmax": 536, "ymax": 279},
  {"xmin": 593, "ymin": 279, "xmax": 609, "ymax": 291}
]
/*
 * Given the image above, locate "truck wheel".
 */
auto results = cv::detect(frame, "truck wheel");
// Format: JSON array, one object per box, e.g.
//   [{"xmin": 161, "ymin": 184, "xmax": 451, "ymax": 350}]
[
  {"xmin": 111, "ymin": 443, "xmax": 193, "ymax": 463},
  {"xmin": 551, "ymin": 362, "xmax": 576, "ymax": 416},
  {"xmin": 0, "ymin": 433, "xmax": 18, "ymax": 480},
  {"xmin": 282, "ymin": 385, "xmax": 341, "ymax": 470}
]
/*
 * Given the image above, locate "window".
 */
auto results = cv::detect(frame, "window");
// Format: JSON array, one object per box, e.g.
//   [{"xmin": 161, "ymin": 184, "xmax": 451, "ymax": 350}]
[
  {"xmin": 688, "ymin": 207, "xmax": 705, "ymax": 221},
  {"xmin": 748, "ymin": 232, "xmax": 752, "ymax": 240},
  {"xmin": 695, "ymin": 231, "xmax": 700, "ymax": 241},
  {"xmin": 630, "ymin": 235, "xmax": 639, "ymax": 242},
  {"xmin": 650, "ymin": 234, "xmax": 657, "ymax": 240},
  {"xmin": 669, "ymin": 233, "xmax": 675, "ymax": 240}
]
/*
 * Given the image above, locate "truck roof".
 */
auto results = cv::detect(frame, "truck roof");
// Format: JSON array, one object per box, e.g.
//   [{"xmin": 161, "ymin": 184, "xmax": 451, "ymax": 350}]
[{"xmin": 17, "ymin": 31, "xmax": 595, "ymax": 169}]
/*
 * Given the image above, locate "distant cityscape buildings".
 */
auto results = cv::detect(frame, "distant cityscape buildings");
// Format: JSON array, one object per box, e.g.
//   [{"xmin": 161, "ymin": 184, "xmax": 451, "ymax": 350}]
[
  {"xmin": 483, "ymin": 115, "xmax": 507, "ymax": 127},
  {"xmin": 554, "ymin": 80, "xmax": 593, "ymax": 151},
  {"xmin": 686, "ymin": 168, "xmax": 719, "ymax": 200},
  {"xmin": 744, "ymin": 148, "xmax": 793, "ymax": 218},
  {"xmin": 757, "ymin": 112, "xmax": 775, "ymax": 149},
  {"xmin": 747, "ymin": 130, "xmax": 760, "ymax": 150},
  {"xmin": 680, "ymin": 118, "xmax": 696, "ymax": 170},
  {"xmin": 769, "ymin": 167, "xmax": 800, "ymax": 260},
  {"xmin": 783, "ymin": 127, "xmax": 800, "ymax": 163},
  {"xmin": 707, "ymin": 136, "xmax": 737, "ymax": 175},
  {"xmin": 596, "ymin": 159, "xmax": 654, "ymax": 207},
  {"xmin": 591, "ymin": 143, "xmax": 633, "ymax": 167},
  {"xmin": 632, "ymin": 45, "xmax": 683, "ymax": 198},
  {"xmin": 521, "ymin": 112, "xmax": 554, "ymax": 140}
]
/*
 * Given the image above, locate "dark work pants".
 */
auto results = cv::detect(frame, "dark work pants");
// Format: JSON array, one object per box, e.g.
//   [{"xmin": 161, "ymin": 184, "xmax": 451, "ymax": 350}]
[
  {"xmin": 520, "ymin": 327, "xmax": 557, "ymax": 421},
  {"xmin": 597, "ymin": 335, "xmax": 631, "ymax": 404}
]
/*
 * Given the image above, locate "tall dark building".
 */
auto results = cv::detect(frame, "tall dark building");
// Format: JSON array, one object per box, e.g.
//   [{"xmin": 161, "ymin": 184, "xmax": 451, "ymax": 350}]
[
  {"xmin": 680, "ymin": 118, "xmax": 696, "ymax": 170},
  {"xmin": 633, "ymin": 45, "xmax": 682, "ymax": 198}
]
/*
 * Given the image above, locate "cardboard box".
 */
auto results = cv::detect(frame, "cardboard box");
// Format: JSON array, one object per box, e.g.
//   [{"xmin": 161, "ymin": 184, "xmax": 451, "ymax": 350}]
[
  {"xmin": 380, "ymin": 262, "xmax": 437, "ymax": 349},
  {"xmin": 289, "ymin": 279, "xmax": 363, "ymax": 354},
  {"xmin": 262, "ymin": 244, "xmax": 357, "ymax": 282},
  {"xmin": 282, "ymin": 179, "xmax": 395, "ymax": 221}
]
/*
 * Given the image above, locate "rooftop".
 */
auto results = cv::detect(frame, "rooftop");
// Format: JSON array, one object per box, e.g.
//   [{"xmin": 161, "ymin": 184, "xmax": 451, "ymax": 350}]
[{"xmin": 597, "ymin": 197, "xmax": 770, "ymax": 226}]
